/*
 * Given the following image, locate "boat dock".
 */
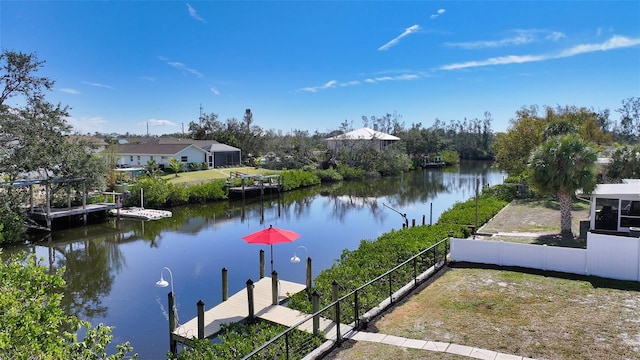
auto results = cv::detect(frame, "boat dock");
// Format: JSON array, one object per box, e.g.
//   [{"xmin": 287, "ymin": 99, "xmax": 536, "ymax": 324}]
[
  {"xmin": 12, "ymin": 179, "xmax": 123, "ymax": 230},
  {"xmin": 169, "ymin": 276, "xmax": 352, "ymax": 352},
  {"xmin": 227, "ymin": 172, "xmax": 282, "ymax": 199}
]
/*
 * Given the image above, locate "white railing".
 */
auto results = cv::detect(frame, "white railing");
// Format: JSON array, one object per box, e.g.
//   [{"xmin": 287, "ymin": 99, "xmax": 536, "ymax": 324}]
[{"xmin": 450, "ymin": 232, "xmax": 640, "ymax": 282}]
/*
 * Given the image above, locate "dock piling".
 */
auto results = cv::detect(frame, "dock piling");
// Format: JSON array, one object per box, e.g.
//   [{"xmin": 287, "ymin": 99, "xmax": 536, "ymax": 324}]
[
  {"xmin": 306, "ymin": 257, "xmax": 312, "ymax": 291},
  {"xmin": 312, "ymin": 290, "xmax": 320, "ymax": 335},
  {"xmin": 197, "ymin": 300, "xmax": 205, "ymax": 339},
  {"xmin": 222, "ymin": 268, "xmax": 228, "ymax": 301},
  {"xmin": 259, "ymin": 250, "xmax": 265, "ymax": 279},
  {"xmin": 246, "ymin": 279, "xmax": 255, "ymax": 322},
  {"xmin": 168, "ymin": 291, "xmax": 177, "ymax": 355},
  {"xmin": 271, "ymin": 271, "xmax": 278, "ymax": 305}
]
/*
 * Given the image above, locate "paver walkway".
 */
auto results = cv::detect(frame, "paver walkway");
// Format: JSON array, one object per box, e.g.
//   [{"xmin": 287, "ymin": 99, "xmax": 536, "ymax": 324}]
[{"xmin": 344, "ymin": 330, "xmax": 537, "ymax": 360}]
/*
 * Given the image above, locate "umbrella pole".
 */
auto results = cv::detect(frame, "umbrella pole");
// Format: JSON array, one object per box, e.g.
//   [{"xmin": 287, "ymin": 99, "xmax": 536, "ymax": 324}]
[{"xmin": 270, "ymin": 244, "xmax": 274, "ymax": 274}]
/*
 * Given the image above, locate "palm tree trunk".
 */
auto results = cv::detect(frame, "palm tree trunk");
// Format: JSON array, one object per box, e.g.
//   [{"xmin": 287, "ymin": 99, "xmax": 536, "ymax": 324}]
[{"xmin": 558, "ymin": 190, "xmax": 573, "ymax": 238}]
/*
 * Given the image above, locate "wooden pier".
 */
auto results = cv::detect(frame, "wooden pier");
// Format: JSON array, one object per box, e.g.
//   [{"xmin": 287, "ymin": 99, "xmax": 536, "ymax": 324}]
[
  {"xmin": 1, "ymin": 178, "xmax": 123, "ymax": 231},
  {"xmin": 169, "ymin": 275, "xmax": 352, "ymax": 352},
  {"xmin": 227, "ymin": 172, "xmax": 282, "ymax": 199}
]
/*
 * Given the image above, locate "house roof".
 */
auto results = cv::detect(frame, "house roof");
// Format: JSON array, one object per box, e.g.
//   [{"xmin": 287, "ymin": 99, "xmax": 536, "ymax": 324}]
[
  {"xmin": 325, "ymin": 127, "xmax": 400, "ymax": 141},
  {"xmin": 114, "ymin": 143, "xmax": 197, "ymax": 155},
  {"xmin": 585, "ymin": 179, "xmax": 640, "ymax": 198},
  {"xmin": 157, "ymin": 138, "xmax": 240, "ymax": 152}
]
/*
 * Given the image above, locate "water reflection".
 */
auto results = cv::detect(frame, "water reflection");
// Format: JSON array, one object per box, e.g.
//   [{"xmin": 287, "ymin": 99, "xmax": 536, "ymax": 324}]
[{"xmin": 5, "ymin": 162, "xmax": 503, "ymax": 358}]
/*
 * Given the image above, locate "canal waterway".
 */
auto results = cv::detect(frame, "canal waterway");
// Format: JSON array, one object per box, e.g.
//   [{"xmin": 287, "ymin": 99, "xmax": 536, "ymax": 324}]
[{"xmin": 8, "ymin": 162, "xmax": 504, "ymax": 359}]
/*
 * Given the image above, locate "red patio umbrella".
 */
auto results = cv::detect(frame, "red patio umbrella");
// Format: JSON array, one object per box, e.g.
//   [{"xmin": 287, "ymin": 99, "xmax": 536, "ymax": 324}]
[{"xmin": 242, "ymin": 225, "xmax": 300, "ymax": 273}]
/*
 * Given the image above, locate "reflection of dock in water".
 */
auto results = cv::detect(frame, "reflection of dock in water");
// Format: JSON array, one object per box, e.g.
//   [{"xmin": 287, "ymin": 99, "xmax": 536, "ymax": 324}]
[{"xmin": 227, "ymin": 172, "xmax": 282, "ymax": 199}]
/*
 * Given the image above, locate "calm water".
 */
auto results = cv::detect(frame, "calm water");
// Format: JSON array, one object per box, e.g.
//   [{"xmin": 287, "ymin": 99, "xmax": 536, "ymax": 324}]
[{"xmin": 9, "ymin": 162, "xmax": 504, "ymax": 359}]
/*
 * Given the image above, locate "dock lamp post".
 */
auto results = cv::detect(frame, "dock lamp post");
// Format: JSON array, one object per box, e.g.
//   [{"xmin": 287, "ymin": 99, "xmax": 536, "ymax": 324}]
[
  {"xmin": 156, "ymin": 266, "xmax": 180, "ymax": 345},
  {"xmin": 291, "ymin": 246, "xmax": 313, "ymax": 290},
  {"xmin": 290, "ymin": 246, "xmax": 308, "ymax": 263}
]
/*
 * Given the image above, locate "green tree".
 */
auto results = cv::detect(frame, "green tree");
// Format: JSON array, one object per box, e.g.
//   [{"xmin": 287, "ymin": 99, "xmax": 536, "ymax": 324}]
[
  {"xmin": 529, "ymin": 134, "xmax": 597, "ymax": 238},
  {"xmin": 0, "ymin": 50, "xmax": 109, "ymax": 241},
  {"xmin": 167, "ymin": 157, "xmax": 182, "ymax": 177},
  {"xmin": 0, "ymin": 252, "xmax": 136, "ymax": 359},
  {"xmin": 606, "ymin": 144, "xmax": 640, "ymax": 181},
  {"xmin": 615, "ymin": 97, "xmax": 640, "ymax": 141},
  {"xmin": 494, "ymin": 106, "xmax": 547, "ymax": 176}
]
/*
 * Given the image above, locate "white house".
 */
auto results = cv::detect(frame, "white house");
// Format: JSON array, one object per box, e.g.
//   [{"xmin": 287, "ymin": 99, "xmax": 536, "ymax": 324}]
[
  {"xmin": 579, "ymin": 179, "xmax": 640, "ymax": 233},
  {"xmin": 113, "ymin": 138, "xmax": 241, "ymax": 169},
  {"xmin": 114, "ymin": 143, "xmax": 208, "ymax": 169},
  {"xmin": 157, "ymin": 138, "xmax": 241, "ymax": 168},
  {"xmin": 325, "ymin": 127, "xmax": 400, "ymax": 153}
]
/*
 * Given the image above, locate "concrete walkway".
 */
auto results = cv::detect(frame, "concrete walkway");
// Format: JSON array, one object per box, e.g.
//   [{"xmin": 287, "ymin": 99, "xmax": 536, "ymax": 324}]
[{"xmin": 345, "ymin": 330, "xmax": 537, "ymax": 360}]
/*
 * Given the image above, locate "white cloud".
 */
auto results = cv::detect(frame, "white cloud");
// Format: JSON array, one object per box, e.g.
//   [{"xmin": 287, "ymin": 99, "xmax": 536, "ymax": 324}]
[
  {"xmin": 441, "ymin": 54, "xmax": 547, "ymax": 70},
  {"xmin": 440, "ymin": 35, "xmax": 640, "ymax": 70},
  {"xmin": 186, "ymin": 3, "xmax": 206, "ymax": 23},
  {"xmin": 446, "ymin": 29, "xmax": 564, "ymax": 49},
  {"xmin": 140, "ymin": 76, "xmax": 156, "ymax": 82},
  {"xmin": 82, "ymin": 81, "xmax": 113, "ymax": 89},
  {"xmin": 144, "ymin": 119, "xmax": 177, "ymax": 127},
  {"xmin": 298, "ymin": 73, "xmax": 422, "ymax": 92},
  {"xmin": 364, "ymin": 74, "xmax": 421, "ymax": 83},
  {"xmin": 557, "ymin": 35, "xmax": 640, "ymax": 57},
  {"xmin": 66, "ymin": 116, "xmax": 106, "ymax": 134},
  {"xmin": 378, "ymin": 24, "xmax": 420, "ymax": 51},
  {"xmin": 210, "ymin": 87, "xmax": 220, "ymax": 95},
  {"xmin": 430, "ymin": 8, "xmax": 445, "ymax": 19},
  {"xmin": 546, "ymin": 31, "xmax": 566, "ymax": 41},
  {"xmin": 60, "ymin": 88, "xmax": 79, "ymax": 94},
  {"xmin": 166, "ymin": 61, "xmax": 204, "ymax": 78}
]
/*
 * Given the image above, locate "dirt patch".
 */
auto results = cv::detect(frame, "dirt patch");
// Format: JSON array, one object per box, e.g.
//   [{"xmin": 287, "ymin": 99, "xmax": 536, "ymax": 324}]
[
  {"xmin": 477, "ymin": 199, "xmax": 590, "ymax": 246},
  {"xmin": 368, "ymin": 267, "xmax": 640, "ymax": 360}
]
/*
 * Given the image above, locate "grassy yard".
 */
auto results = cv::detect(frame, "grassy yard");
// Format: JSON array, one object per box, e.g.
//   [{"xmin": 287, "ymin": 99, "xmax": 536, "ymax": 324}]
[
  {"xmin": 328, "ymin": 266, "xmax": 640, "ymax": 360},
  {"xmin": 477, "ymin": 198, "xmax": 591, "ymax": 247},
  {"xmin": 161, "ymin": 167, "xmax": 277, "ymax": 185}
]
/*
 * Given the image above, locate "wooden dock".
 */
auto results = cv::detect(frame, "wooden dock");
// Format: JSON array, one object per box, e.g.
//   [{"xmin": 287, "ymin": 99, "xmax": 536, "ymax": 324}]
[
  {"xmin": 226, "ymin": 172, "xmax": 282, "ymax": 199},
  {"xmin": 172, "ymin": 277, "xmax": 351, "ymax": 344}
]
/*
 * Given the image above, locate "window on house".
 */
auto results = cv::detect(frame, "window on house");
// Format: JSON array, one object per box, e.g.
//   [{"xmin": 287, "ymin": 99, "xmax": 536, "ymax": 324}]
[
  {"xmin": 181, "ymin": 156, "xmax": 188, "ymax": 162},
  {"xmin": 150, "ymin": 156, "xmax": 154, "ymax": 161},
  {"xmin": 621, "ymin": 200, "xmax": 640, "ymax": 228},
  {"xmin": 137, "ymin": 156, "xmax": 140, "ymax": 161},
  {"xmin": 595, "ymin": 198, "xmax": 618, "ymax": 231},
  {"xmin": 130, "ymin": 156, "xmax": 133, "ymax": 161}
]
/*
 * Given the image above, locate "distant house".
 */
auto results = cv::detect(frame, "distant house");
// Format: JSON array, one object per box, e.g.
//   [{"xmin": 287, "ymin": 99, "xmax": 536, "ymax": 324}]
[
  {"xmin": 67, "ymin": 135, "xmax": 108, "ymax": 153},
  {"xmin": 112, "ymin": 138, "xmax": 241, "ymax": 169},
  {"xmin": 325, "ymin": 127, "xmax": 400, "ymax": 153},
  {"xmin": 157, "ymin": 138, "xmax": 241, "ymax": 168},
  {"xmin": 579, "ymin": 179, "xmax": 640, "ymax": 233}
]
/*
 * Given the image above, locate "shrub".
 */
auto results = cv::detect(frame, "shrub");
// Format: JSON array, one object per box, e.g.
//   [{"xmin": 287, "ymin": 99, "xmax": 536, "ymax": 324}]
[
  {"xmin": 437, "ymin": 195, "xmax": 508, "ymax": 226},
  {"xmin": 187, "ymin": 180, "xmax": 228, "ymax": 203},
  {"xmin": 481, "ymin": 183, "xmax": 518, "ymax": 202},
  {"xmin": 279, "ymin": 170, "xmax": 320, "ymax": 191},
  {"xmin": 127, "ymin": 177, "xmax": 171, "ymax": 207},
  {"xmin": 336, "ymin": 164, "xmax": 366, "ymax": 181},
  {"xmin": 288, "ymin": 224, "xmax": 469, "ymax": 320},
  {"xmin": 313, "ymin": 169, "xmax": 343, "ymax": 183},
  {"xmin": 441, "ymin": 150, "xmax": 460, "ymax": 165}
]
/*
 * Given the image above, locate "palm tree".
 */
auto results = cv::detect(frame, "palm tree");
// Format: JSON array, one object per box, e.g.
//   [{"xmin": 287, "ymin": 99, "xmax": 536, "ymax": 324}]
[{"xmin": 529, "ymin": 134, "xmax": 597, "ymax": 238}]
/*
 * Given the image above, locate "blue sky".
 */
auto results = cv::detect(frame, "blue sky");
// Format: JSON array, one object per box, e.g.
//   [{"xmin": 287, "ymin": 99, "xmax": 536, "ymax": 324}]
[{"xmin": 2, "ymin": 1, "xmax": 639, "ymax": 136}]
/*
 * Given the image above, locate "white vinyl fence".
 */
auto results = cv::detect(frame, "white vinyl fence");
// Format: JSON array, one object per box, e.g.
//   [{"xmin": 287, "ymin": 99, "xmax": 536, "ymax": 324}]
[{"xmin": 450, "ymin": 232, "xmax": 640, "ymax": 281}]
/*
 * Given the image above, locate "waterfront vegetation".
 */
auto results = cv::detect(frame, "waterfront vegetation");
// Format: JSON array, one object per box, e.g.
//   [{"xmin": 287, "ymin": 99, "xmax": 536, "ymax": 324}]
[
  {"xmin": 175, "ymin": 322, "xmax": 323, "ymax": 360},
  {"xmin": 2, "ymin": 50, "xmax": 640, "ymax": 359}
]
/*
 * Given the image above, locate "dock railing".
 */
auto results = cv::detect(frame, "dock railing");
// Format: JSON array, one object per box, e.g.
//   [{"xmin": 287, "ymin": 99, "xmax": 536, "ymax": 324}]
[{"xmin": 242, "ymin": 237, "xmax": 450, "ymax": 360}]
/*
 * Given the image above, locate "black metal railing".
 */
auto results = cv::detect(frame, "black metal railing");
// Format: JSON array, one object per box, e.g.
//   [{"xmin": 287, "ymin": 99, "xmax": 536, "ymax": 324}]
[{"xmin": 242, "ymin": 237, "xmax": 450, "ymax": 360}]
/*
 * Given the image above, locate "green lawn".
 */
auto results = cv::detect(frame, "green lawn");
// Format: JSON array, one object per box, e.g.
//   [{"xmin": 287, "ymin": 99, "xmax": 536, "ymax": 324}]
[{"xmin": 161, "ymin": 167, "xmax": 278, "ymax": 185}]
